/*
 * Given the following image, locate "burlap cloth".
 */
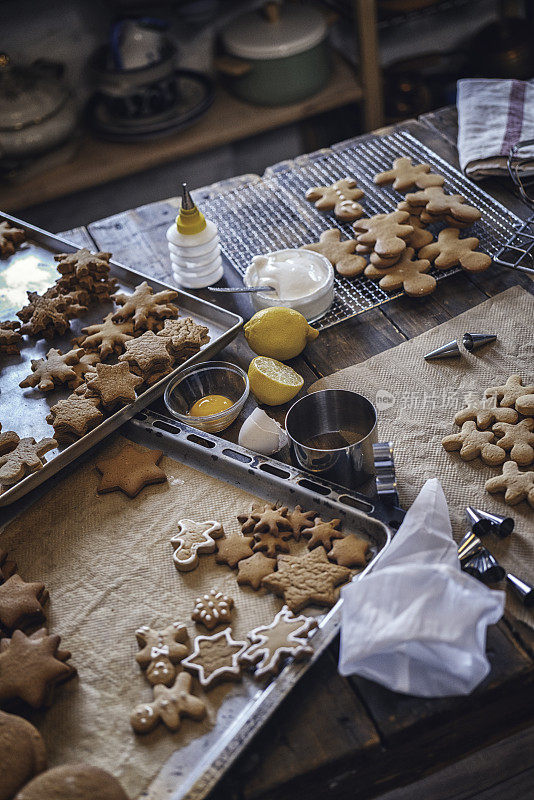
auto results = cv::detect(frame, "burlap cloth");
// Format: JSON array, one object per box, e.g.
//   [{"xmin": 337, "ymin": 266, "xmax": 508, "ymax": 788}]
[
  {"xmin": 311, "ymin": 286, "xmax": 534, "ymax": 628},
  {"xmin": 0, "ymin": 436, "xmax": 293, "ymax": 797}
]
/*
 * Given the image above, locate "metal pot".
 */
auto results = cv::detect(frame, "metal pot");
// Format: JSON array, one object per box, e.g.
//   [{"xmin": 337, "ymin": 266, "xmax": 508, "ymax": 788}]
[
  {"xmin": 0, "ymin": 55, "xmax": 78, "ymax": 160},
  {"xmin": 219, "ymin": 4, "xmax": 330, "ymax": 106}
]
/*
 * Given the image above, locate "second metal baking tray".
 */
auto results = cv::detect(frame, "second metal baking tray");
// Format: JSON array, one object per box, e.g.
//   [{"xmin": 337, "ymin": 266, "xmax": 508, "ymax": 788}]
[{"xmin": 0, "ymin": 212, "xmax": 243, "ymax": 507}]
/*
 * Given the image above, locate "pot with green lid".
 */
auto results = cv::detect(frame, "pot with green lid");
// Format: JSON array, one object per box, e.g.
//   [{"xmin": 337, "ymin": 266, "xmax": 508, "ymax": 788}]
[{"xmin": 219, "ymin": 4, "xmax": 330, "ymax": 106}]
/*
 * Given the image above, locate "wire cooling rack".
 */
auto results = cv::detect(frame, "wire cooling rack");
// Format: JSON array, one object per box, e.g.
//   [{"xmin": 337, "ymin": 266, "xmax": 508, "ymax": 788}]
[{"xmin": 196, "ymin": 130, "xmax": 523, "ymax": 330}]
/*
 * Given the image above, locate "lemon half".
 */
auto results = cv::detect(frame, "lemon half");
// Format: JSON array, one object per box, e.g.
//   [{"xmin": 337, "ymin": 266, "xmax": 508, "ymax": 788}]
[
  {"xmin": 248, "ymin": 356, "xmax": 304, "ymax": 406},
  {"xmin": 244, "ymin": 307, "xmax": 319, "ymax": 361}
]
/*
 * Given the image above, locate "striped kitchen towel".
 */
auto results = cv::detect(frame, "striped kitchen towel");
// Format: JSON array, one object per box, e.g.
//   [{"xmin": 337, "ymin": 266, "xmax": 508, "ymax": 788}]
[{"xmin": 457, "ymin": 78, "xmax": 534, "ymax": 180}]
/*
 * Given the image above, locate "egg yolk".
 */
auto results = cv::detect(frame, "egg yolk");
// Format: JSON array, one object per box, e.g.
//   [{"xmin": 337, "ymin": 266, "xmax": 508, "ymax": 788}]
[{"xmin": 189, "ymin": 395, "xmax": 233, "ymax": 417}]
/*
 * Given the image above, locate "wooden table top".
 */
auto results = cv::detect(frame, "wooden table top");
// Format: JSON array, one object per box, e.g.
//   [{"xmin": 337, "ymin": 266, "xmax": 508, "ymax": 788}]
[{"xmin": 62, "ymin": 106, "xmax": 534, "ymax": 800}]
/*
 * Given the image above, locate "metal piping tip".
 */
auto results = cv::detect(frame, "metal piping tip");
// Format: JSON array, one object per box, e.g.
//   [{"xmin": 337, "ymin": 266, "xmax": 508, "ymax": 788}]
[
  {"xmin": 472, "ymin": 549, "xmax": 506, "ymax": 583},
  {"xmin": 507, "ymin": 573, "xmax": 534, "ymax": 607},
  {"xmin": 465, "ymin": 506, "xmax": 495, "ymax": 537},
  {"xmin": 181, "ymin": 182, "xmax": 195, "ymax": 210},
  {"xmin": 471, "ymin": 508, "xmax": 514, "ymax": 538},
  {"xmin": 458, "ymin": 531, "xmax": 484, "ymax": 563},
  {"xmin": 462, "ymin": 333, "xmax": 498, "ymax": 352},
  {"xmin": 423, "ymin": 339, "xmax": 461, "ymax": 361}
]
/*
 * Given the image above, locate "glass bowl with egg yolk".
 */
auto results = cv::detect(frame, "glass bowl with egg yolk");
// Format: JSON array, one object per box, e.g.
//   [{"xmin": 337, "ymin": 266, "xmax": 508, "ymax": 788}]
[{"xmin": 164, "ymin": 361, "xmax": 249, "ymax": 433}]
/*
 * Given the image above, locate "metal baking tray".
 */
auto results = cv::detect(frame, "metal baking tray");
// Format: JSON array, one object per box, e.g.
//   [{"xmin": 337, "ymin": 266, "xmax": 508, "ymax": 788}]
[
  {"xmin": 127, "ymin": 408, "xmax": 396, "ymax": 800},
  {"xmin": 0, "ymin": 212, "xmax": 243, "ymax": 507}
]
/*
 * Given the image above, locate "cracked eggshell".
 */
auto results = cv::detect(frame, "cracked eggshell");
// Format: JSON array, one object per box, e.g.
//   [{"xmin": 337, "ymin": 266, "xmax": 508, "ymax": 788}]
[{"xmin": 238, "ymin": 408, "xmax": 288, "ymax": 455}]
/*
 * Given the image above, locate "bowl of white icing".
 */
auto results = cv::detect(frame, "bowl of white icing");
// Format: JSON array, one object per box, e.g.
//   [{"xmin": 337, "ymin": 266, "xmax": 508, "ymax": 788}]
[{"xmin": 244, "ymin": 248, "xmax": 334, "ymax": 322}]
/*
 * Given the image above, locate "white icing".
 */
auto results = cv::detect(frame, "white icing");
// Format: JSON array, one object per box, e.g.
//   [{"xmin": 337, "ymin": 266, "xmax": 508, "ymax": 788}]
[{"xmin": 246, "ymin": 250, "xmax": 328, "ymax": 300}]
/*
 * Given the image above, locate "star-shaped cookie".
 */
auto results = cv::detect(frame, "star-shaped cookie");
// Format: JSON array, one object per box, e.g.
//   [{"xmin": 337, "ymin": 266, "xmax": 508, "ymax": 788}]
[
  {"xmin": 286, "ymin": 505, "xmax": 316, "ymax": 540},
  {"xmin": 95, "ymin": 444, "xmax": 167, "ymax": 498},
  {"xmin": 215, "ymin": 533, "xmax": 254, "ymax": 568},
  {"xmin": 236, "ymin": 552, "xmax": 276, "ymax": 590},
  {"xmin": 46, "ymin": 395, "xmax": 103, "ymax": 443},
  {"xmin": 118, "ymin": 330, "xmax": 173, "ymax": 377},
  {"xmin": 241, "ymin": 606, "xmax": 318, "ymax": 679},
  {"xmin": 328, "ymin": 534, "xmax": 370, "ymax": 568},
  {"xmin": 0, "ymin": 574, "xmax": 48, "ymax": 633},
  {"xmin": 86, "ymin": 362, "xmax": 143, "ymax": 410},
  {"xmin": 181, "ymin": 627, "xmax": 247, "ymax": 688},
  {"xmin": 0, "ymin": 629, "xmax": 76, "ymax": 708},
  {"xmin": 261, "ymin": 547, "xmax": 350, "ymax": 613},
  {"xmin": 302, "ymin": 517, "xmax": 343, "ymax": 551}
]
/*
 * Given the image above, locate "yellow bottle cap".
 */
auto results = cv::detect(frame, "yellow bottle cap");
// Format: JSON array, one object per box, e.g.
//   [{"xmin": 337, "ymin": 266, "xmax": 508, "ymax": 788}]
[{"xmin": 176, "ymin": 183, "xmax": 207, "ymax": 235}]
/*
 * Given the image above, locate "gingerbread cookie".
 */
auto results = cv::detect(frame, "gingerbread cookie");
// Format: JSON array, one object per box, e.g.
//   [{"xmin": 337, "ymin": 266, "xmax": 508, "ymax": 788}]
[
  {"xmin": 135, "ymin": 622, "xmax": 188, "ymax": 686},
  {"xmin": 485, "ymin": 461, "xmax": 534, "ymax": 507},
  {"xmin": 17, "ymin": 291, "xmax": 86, "ymax": 340},
  {"xmin": 328, "ymin": 534, "xmax": 370, "ymax": 568},
  {"xmin": 485, "ymin": 375, "xmax": 534, "ymax": 408},
  {"xmin": 119, "ymin": 330, "xmax": 173, "ymax": 379},
  {"xmin": 112, "ymin": 281, "xmax": 178, "ymax": 331},
  {"xmin": 302, "ymin": 229, "xmax": 366, "ymax": 277},
  {"xmin": 46, "ymin": 395, "xmax": 103, "ymax": 443},
  {"xmin": 215, "ymin": 533, "xmax": 254, "ymax": 568},
  {"xmin": 86, "ymin": 362, "xmax": 143, "ymax": 410},
  {"xmin": 0, "ymin": 426, "xmax": 20, "ymax": 457},
  {"xmin": 240, "ymin": 606, "xmax": 317, "ymax": 680},
  {"xmin": 237, "ymin": 502, "xmax": 269, "ymax": 534},
  {"xmin": 14, "ymin": 765, "xmax": 129, "ymax": 800},
  {"xmin": 353, "ymin": 211, "xmax": 413, "ymax": 259},
  {"xmin": 0, "ymin": 550, "xmax": 17, "ymax": 583},
  {"xmin": 0, "ymin": 437, "xmax": 56, "ymax": 488},
  {"xmin": 404, "ymin": 186, "xmax": 482, "ymax": 224},
  {"xmin": 0, "ymin": 629, "xmax": 76, "ymax": 708},
  {"xmin": 261, "ymin": 547, "xmax": 351, "ymax": 613},
  {"xmin": 365, "ymin": 246, "xmax": 435, "ymax": 296},
  {"xmin": 156, "ymin": 317, "xmax": 210, "ymax": 361},
  {"xmin": 0, "ymin": 574, "xmax": 48, "ymax": 634},
  {"xmin": 250, "ymin": 506, "xmax": 293, "ymax": 556},
  {"xmin": 171, "ymin": 519, "xmax": 224, "ymax": 571},
  {"xmin": 374, "ymin": 157, "xmax": 444, "ymax": 192},
  {"xmin": 454, "ymin": 402, "xmax": 518, "ymax": 430},
  {"xmin": 419, "ymin": 228, "xmax": 491, "ymax": 272},
  {"xmin": 0, "ymin": 710, "xmax": 47, "ymax": 800},
  {"xmin": 54, "ymin": 248, "xmax": 111, "ymax": 278},
  {"xmin": 182, "ymin": 627, "xmax": 247, "ymax": 689},
  {"xmin": 19, "ymin": 347, "xmax": 84, "ymax": 392},
  {"xmin": 236, "ymin": 552, "xmax": 276, "ymax": 590},
  {"xmin": 0, "ymin": 221, "xmax": 25, "ymax": 258},
  {"xmin": 286, "ymin": 505, "xmax": 316, "ymax": 540},
  {"xmin": 0, "ymin": 321, "xmax": 22, "ymax": 354},
  {"xmin": 192, "ymin": 590, "xmax": 234, "ymax": 631},
  {"xmin": 95, "ymin": 444, "xmax": 166, "ymax": 498},
  {"xmin": 493, "ymin": 419, "xmax": 534, "ymax": 466},
  {"xmin": 66, "ymin": 352, "xmax": 100, "ymax": 390},
  {"xmin": 442, "ymin": 421, "xmax": 506, "ymax": 466},
  {"xmin": 516, "ymin": 394, "xmax": 534, "ymax": 416},
  {"xmin": 130, "ymin": 672, "xmax": 206, "ymax": 734},
  {"xmin": 302, "ymin": 517, "xmax": 343, "ymax": 551},
  {"xmin": 78, "ymin": 313, "xmax": 134, "ymax": 359},
  {"xmin": 305, "ymin": 178, "xmax": 365, "ymax": 222},
  {"xmin": 253, "ymin": 532, "xmax": 291, "ymax": 558}
]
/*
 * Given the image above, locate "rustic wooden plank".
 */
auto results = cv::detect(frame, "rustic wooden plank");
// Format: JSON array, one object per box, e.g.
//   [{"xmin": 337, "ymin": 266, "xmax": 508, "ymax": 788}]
[
  {"xmin": 349, "ymin": 622, "xmax": 533, "ymax": 746},
  {"xmin": 219, "ymin": 649, "xmax": 381, "ymax": 800}
]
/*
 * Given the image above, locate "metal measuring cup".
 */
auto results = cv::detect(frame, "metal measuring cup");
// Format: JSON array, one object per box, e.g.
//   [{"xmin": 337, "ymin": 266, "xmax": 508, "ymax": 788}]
[{"xmin": 285, "ymin": 389, "xmax": 378, "ymax": 488}]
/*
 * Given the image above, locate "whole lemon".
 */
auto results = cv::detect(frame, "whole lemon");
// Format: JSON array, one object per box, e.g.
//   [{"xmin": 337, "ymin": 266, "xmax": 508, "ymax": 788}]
[
  {"xmin": 243, "ymin": 307, "xmax": 319, "ymax": 361},
  {"xmin": 248, "ymin": 356, "xmax": 304, "ymax": 406}
]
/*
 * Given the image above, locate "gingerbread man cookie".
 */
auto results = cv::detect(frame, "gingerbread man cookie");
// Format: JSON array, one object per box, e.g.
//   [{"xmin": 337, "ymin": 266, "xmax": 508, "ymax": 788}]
[
  {"xmin": 0, "ymin": 425, "xmax": 19, "ymax": 458},
  {"xmin": 112, "ymin": 280, "xmax": 178, "ymax": 331},
  {"xmin": 0, "ymin": 437, "xmax": 57, "ymax": 488},
  {"xmin": 135, "ymin": 622, "xmax": 189, "ymax": 686},
  {"xmin": 353, "ymin": 210, "xmax": 413, "ymax": 259},
  {"xmin": 261, "ymin": 547, "xmax": 350, "ymax": 613},
  {"xmin": 192, "ymin": 589, "xmax": 234, "ymax": 630},
  {"xmin": 302, "ymin": 229, "xmax": 366, "ymax": 277},
  {"xmin": 365, "ymin": 246, "xmax": 435, "ymax": 297},
  {"xmin": 130, "ymin": 672, "xmax": 206, "ymax": 733},
  {"xmin": 171, "ymin": 519, "xmax": 224, "ymax": 571},
  {"xmin": 419, "ymin": 228, "xmax": 491, "ymax": 273},
  {"xmin": 454, "ymin": 402, "xmax": 518, "ymax": 430},
  {"xmin": 442, "ymin": 421, "xmax": 506, "ymax": 466},
  {"xmin": 182, "ymin": 627, "xmax": 247, "ymax": 689},
  {"xmin": 404, "ymin": 186, "xmax": 482, "ymax": 224},
  {"xmin": 485, "ymin": 461, "xmax": 534, "ymax": 507},
  {"xmin": 485, "ymin": 375, "xmax": 534, "ymax": 409},
  {"xmin": 19, "ymin": 348, "xmax": 84, "ymax": 392},
  {"xmin": 305, "ymin": 178, "xmax": 365, "ymax": 222},
  {"xmin": 374, "ymin": 157, "xmax": 444, "ymax": 192},
  {"xmin": 240, "ymin": 606, "xmax": 317, "ymax": 679},
  {"xmin": 493, "ymin": 419, "xmax": 534, "ymax": 466}
]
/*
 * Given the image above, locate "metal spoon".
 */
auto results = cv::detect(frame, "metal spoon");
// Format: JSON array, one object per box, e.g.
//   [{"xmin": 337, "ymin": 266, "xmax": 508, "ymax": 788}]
[{"xmin": 208, "ymin": 285, "xmax": 275, "ymax": 293}]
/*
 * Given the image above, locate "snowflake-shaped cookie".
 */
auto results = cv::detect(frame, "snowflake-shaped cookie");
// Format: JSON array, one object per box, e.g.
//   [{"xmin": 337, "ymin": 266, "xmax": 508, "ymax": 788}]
[{"xmin": 240, "ymin": 606, "xmax": 318, "ymax": 679}]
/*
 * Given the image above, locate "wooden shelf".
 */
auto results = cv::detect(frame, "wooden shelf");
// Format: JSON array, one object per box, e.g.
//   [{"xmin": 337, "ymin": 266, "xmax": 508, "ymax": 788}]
[{"xmin": 1, "ymin": 54, "xmax": 362, "ymax": 213}]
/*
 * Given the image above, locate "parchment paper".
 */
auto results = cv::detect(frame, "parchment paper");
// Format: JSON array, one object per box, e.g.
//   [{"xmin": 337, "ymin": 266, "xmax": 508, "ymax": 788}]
[
  {"xmin": 311, "ymin": 285, "xmax": 534, "ymax": 627},
  {"xmin": 0, "ymin": 436, "xmax": 292, "ymax": 797}
]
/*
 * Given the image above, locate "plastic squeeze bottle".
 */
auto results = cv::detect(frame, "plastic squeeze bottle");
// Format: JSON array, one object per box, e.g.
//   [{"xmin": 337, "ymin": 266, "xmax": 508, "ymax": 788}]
[{"xmin": 166, "ymin": 183, "xmax": 223, "ymax": 288}]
